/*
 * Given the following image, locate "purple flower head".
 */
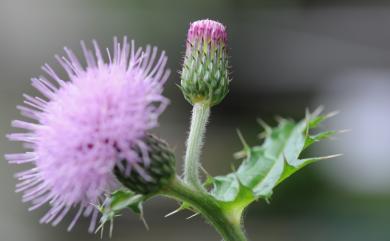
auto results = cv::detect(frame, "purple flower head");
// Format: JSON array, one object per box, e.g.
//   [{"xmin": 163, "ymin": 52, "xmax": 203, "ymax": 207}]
[
  {"xmin": 5, "ymin": 37, "xmax": 170, "ymax": 232},
  {"xmin": 187, "ymin": 19, "xmax": 227, "ymax": 50}
]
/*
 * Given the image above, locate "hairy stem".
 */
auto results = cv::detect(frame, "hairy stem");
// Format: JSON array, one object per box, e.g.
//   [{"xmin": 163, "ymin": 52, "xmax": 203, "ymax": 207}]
[
  {"xmin": 184, "ymin": 103, "xmax": 210, "ymax": 190},
  {"xmin": 161, "ymin": 178, "xmax": 249, "ymax": 241}
]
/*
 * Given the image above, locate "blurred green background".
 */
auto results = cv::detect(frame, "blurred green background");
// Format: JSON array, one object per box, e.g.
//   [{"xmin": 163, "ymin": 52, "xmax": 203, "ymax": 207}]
[{"xmin": 1, "ymin": 0, "xmax": 390, "ymax": 240}]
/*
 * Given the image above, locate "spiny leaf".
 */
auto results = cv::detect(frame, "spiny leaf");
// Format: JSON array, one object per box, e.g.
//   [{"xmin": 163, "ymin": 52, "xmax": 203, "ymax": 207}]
[
  {"xmin": 277, "ymin": 154, "xmax": 342, "ymax": 185},
  {"xmin": 236, "ymin": 148, "xmax": 283, "ymax": 197},
  {"xmin": 236, "ymin": 119, "xmax": 306, "ymax": 197},
  {"xmin": 210, "ymin": 109, "xmax": 340, "ymax": 206},
  {"xmin": 211, "ymin": 172, "xmax": 255, "ymax": 211},
  {"xmin": 211, "ymin": 174, "xmax": 240, "ymax": 202},
  {"xmin": 110, "ymin": 189, "xmax": 144, "ymax": 212},
  {"xmin": 308, "ymin": 110, "xmax": 339, "ymax": 129},
  {"xmin": 304, "ymin": 130, "xmax": 337, "ymax": 149},
  {"xmin": 96, "ymin": 189, "xmax": 145, "ymax": 237}
]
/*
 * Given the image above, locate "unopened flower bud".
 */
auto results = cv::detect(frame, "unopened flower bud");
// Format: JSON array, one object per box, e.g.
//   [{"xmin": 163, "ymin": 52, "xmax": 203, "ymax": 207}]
[
  {"xmin": 114, "ymin": 134, "xmax": 176, "ymax": 195},
  {"xmin": 180, "ymin": 19, "xmax": 230, "ymax": 107}
]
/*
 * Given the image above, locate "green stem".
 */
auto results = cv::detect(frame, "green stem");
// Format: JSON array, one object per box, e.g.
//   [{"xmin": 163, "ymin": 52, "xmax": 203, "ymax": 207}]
[
  {"xmin": 184, "ymin": 103, "xmax": 210, "ymax": 190},
  {"xmin": 161, "ymin": 178, "xmax": 249, "ymax": 241}
]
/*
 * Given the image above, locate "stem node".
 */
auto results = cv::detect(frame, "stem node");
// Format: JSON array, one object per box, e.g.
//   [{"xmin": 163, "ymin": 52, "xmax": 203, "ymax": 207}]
[{"xmin": 161, "ymin": 178, "xmax": 249, "ymax": 241}]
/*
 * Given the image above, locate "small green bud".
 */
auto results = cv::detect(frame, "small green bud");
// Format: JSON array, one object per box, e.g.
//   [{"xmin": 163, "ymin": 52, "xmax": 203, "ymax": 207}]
[
  {"xmin": 114, "ymin": 134, "xmax": 176, "ymax": 195},
  {"xmin": 180, "ymin": 19, "xmax": 230, "ymax": 107}
]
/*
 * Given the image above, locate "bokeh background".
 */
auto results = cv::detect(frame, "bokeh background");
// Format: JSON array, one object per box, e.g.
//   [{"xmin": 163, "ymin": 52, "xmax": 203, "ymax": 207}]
[{"xmin": 1, "ymin": 0, "xmax": 390, "ymax": 240}]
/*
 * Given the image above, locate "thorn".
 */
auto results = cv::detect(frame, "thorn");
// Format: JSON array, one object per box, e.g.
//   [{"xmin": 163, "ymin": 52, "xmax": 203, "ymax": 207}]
[
  {"xmin": 257, "ymin": 132, "xmax": 267, "ymax": 139},
  {"xmin": 230, "ymin": 163, "xmax": 237, "ymax": 172},
  {"xmin": 264, "ymin": 196, "xmax": 272, "ymax": 204},
  {"xmin": 325, "ymin": 110, "xmax": 340, "ymax": 119},
  {"xmin": 256, "ymin": 118, "xmax": 271, "ymax": 134},
  {"xmin": 95, "ymin": 222, "xmax": 104, "ymax": 239},
  {"xmin": 140, "ymin": 212, "xmax": 150, "ymax": 231},
  {"xmin": 233, "ymin": 150, "xmax": 246, "ymax": 159},
  {"xmin": 323, "ymin": 153, "xmax": 343, "ymax": 159},
  {"xmin": 201, "ymin": 167, "xmax": 214, "ymax": 189},
  {"xmin": 338, "ymin": 129, "xmax": 351, "ymax": 134},
  {"xmin": 100, "ymin": 224, "xmax": 104, "ymax": 239},
  {"xmin": 312, "ymin": 106, "xmax": 324, "ymax": 117},
  {"xmin": 305, "ymin": 107, "xmax": 310, "ymax": 119},
  {"xmin": 175, "ymin": 83, "xmax": 183, "ymax": 90},
  {"xmin": 304, "ymin": 110, "xmax": 310, "ymax": 136},
  {"xmin": 236, "ymin": 129, "xmax": 249, "ymax": 151},
  {"xmin": 301, "ymin": 154, "xmax": 343, "ymax": 162},
  {"xmin": 274, "ymin": 115, "xmax": 283, "ymax": 122},
  {"xmin": 186, "ymin": 213, "xmax": 199, "ymax": 220},
  {"xmin": 165, "ymin": 207, "xmax": 183, "ymax": 218},
  {"xmin": 200, "ymin": 165, "xmax": 211, "ymax": 177},
  {"xmin": 109, "ymin": 219, "xmax": 114, "ymax": 238}
]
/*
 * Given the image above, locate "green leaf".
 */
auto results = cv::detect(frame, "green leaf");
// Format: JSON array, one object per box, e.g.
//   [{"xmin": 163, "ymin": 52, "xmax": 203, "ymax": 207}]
[
  {"xmin": 278, "ymin": 154, "xmax": 342, "ymax": 185},
  {"xmin": 211, "ymin": 174, "xmax": 240, "ymax": 202},
  {"xmin": 234, "ymin": 119, "xmax": 307, "ymax": 198},
  {"xmin": 109, "ymin": 189, "xmax": 144, "ymax": 212},
  {"xmin": 308, "ymin": 110, "xmax": 339, "ymax": 129},
  {"xmin": 96, "ymin": 189, "xmax": 145, "ymax": 237},
  {"xmin": 210, "ymin": 109, "xmax": 339, "ymax": 205},
  {"xmin": 304, "ymin": 130, "xmax": 337, "ymax": 149},
  {"xmin": 211, "ymin": 173, "xmax": 255, "ymax": 219},
  {"xmin": 236, "ymin": 147, "xmax": 283, "ymax": 198}
]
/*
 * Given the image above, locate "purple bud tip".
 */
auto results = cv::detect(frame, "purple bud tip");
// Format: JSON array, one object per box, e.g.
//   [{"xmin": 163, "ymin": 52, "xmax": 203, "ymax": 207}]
[{"xmin": 187, "ymin": 19, "xmax": 227, "ymax": 45}]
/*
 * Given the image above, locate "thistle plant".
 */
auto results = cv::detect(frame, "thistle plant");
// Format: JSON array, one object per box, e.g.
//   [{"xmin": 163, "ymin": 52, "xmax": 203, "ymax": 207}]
[{"xmin": 5, "ymin": 19, "xmax": 340, "ymax": 241}]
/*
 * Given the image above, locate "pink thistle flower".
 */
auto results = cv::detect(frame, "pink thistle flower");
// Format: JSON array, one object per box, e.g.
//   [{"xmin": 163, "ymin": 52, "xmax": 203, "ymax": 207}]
[
  {"xmin": 186, "ymin": 19, "xmax": 227, "ymax": 51},
  {"xmin": 5, "ymin": 37, "xmax": 170, "ymax": 232}
]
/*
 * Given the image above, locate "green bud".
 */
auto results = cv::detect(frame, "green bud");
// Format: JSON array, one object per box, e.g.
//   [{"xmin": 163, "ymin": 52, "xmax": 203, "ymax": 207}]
[
  {"xmin": 180, "ymin": 19, "xmax": 230, "ymax": 107},
  {"xmin": 114, "ymin": 134, "xmax": 176, "ymax": 195}
]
